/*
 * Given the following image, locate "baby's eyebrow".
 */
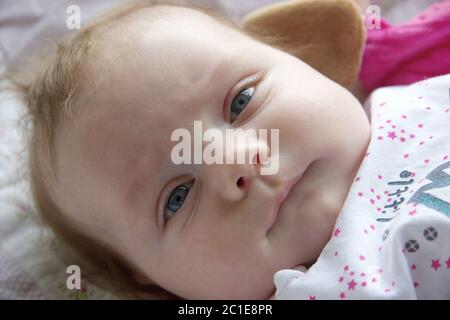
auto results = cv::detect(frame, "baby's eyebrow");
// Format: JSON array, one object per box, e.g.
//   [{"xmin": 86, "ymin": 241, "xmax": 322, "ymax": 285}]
[
  {"xmin": 124, "ymin": 145, "xmax": 164, "ymax": 218},
  {"xmin": 207, "ymin": 49, "xmax": 243, "ymax": 84}
]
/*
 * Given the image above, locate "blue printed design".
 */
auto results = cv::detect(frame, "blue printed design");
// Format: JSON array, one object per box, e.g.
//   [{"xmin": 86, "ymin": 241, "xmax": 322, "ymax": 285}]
[{"xmin": 408, "ymin": 161, "xmax": 450, "ymax": 218}]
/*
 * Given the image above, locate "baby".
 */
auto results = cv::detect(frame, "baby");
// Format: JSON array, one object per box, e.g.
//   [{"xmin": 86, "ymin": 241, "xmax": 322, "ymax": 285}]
[{"xmin": 22, "ymin": 0, "xmax": 449, "ymax": 300}]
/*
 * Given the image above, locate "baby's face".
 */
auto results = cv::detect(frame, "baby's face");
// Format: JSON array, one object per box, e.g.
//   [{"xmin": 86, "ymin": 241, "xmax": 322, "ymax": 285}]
[{"xmin": 51, "ymin": 7, "xmax": 370, "ymax": 299}]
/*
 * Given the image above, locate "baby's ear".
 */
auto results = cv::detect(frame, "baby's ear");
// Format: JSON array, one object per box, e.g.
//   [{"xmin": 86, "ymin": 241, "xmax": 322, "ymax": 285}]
[{"xmin": 241, "ymin": 0, "xmax": 365, "ymax": 89}]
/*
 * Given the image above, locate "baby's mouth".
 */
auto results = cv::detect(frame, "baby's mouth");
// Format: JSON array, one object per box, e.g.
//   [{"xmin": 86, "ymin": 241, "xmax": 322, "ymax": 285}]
[{"xmin": 266, "ymin": 168, "xmax": 308, "ymax": 233}]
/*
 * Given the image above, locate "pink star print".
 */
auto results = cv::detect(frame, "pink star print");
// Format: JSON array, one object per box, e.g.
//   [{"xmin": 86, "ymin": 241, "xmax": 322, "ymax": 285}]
[
  {"xmin": 339, "ymin": 292, "xmax": 346, "ymax": 300},
  {"xmin": 431, "ymin": 259, "xmax": 441, "ymax": 271},
  {"xmin": 348, "ymin": 279, "xmax": 357, "ymax": 290},
  {"xmin": 446, "ymin": 257, "xmax": 450, "ymax": 269},
  {"xmin": 309, "ymin": 295, "xmax": 316, "ymax": 300},
  {"xmin": 334, "ymin": 228, "xmax": 341, "ymax": 237},
  {"xmin": 387, "ymin": 131, "xmax": 397, "ymax": 140}
]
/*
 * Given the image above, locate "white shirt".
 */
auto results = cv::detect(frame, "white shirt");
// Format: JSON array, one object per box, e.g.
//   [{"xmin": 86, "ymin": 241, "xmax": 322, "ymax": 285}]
[{"xmin": 273, "ymin": 74, "xmax": 450, "ymax": 299}]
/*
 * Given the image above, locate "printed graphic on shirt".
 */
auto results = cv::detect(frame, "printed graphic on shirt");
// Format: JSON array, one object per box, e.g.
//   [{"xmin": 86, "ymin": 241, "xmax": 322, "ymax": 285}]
[
  {"xmin": 376, "ymin": 169, "xmax": 415, "ymax": 222},
  {"xmin": 376, "ymin": 161, "xmax": 450, "ymax": 223},
  {"xmin": 408, "ymin": 160, "xmax": 450, "ymax": 218}
]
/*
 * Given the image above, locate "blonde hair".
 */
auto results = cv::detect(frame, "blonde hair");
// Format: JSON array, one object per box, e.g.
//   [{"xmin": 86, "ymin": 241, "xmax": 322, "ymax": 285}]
[{"xmin": 16, "ymin": 0, "xmax": 247, "ymax": 299}]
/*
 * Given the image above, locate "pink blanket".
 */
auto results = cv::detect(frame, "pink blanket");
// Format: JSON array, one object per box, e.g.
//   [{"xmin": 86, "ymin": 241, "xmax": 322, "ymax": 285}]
[{"xmin": 360, "ymin": 0, "xmax": 450, "ymax": 94}]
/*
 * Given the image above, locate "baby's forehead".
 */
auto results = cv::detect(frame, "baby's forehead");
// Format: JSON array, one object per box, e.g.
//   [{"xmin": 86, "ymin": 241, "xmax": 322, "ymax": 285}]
[
  {"xmin": 97, "ymin": 5, "xmax": 243, "ymax": 55},
  {"xmin": 79, "ymin": 6, "xmax": 253, "ymax": 116},
  {"xmin": 68, "ymin": 5, "xmax": 259, "ymax": 161},
  {"xmin": 87, "ymin": 7, "xmax": 245, "ymax": 85}
]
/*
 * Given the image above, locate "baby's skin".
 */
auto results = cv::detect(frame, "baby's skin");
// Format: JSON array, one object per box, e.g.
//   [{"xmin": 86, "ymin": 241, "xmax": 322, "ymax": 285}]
[{"xmin": 45, "ymin": 6, "xmax": 371, "ymax": 299}]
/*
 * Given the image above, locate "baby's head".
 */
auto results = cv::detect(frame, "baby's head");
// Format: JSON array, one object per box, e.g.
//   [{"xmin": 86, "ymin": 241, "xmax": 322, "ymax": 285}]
[{"xmin": 26, "ymin": 0, "xmax": 370, "ymax": 299}]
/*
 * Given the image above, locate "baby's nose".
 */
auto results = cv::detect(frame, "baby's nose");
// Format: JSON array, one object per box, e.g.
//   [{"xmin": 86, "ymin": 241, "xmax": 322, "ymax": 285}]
[
  {"xmin": 202, "ymin": 137, "xmax": 267, "ymax": 202},
  {"xmin": 203, "ymin": 161, "xmax": 259, "ymax": 202}
]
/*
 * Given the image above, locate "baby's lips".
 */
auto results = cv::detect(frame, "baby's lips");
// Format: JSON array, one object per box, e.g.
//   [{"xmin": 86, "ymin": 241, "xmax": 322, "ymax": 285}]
[{"xmin": 273, "ymin": 266, "xmax": 307, "ymax": 297}]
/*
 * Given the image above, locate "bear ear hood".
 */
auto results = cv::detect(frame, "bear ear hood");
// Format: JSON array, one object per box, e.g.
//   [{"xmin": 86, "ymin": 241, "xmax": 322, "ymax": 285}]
[{"xmin": 241, "ymin": 0, "xmax": 366, "ymax": 89}]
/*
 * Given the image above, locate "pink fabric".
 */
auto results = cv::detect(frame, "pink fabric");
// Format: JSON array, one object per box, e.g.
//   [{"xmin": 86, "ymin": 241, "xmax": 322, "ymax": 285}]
[{"xmin": 360, "ymin": 0, "xmax": 450, "ymax": 94}]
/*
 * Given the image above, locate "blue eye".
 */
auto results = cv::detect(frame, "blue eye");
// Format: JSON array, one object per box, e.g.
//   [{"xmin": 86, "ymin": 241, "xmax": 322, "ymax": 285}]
[
  {"xmin": 230, "ymin": 87, "xmax": 254, "ymax": 123},
  {"xmin": 164, "ymin": 181, "xmax": 193, "ymax": 220}
]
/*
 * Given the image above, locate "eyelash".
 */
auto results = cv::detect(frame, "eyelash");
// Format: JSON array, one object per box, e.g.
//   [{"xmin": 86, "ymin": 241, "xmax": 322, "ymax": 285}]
[
  {"xmin": 226, "ymin": 74, "xmax": 260, "ymax": 124},
  {"xmin": 230, "ymin": 87, "xmax": 255, "ymax": 123},
  {"xmin": 160, "ymin": 179, "xmax": 194, "ymax": 223}
]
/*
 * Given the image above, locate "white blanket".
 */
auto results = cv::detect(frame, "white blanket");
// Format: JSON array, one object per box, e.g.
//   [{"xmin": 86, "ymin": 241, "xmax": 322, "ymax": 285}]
[{"xmin": 274, "ymin": 74, "xmax": 450, "ymax": 299}]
